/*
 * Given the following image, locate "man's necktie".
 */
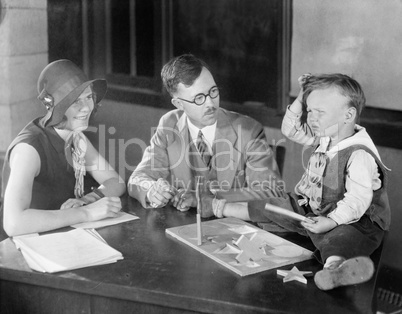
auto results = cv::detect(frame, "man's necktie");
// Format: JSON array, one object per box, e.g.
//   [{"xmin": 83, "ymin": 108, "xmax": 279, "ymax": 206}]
[
  {"xmin": 197, "ymin": 130, "xmax": 211, "ymax": 169},
  {"xmin": 71, "ymin": 132, "xmax": 87, "ymax": 198}
]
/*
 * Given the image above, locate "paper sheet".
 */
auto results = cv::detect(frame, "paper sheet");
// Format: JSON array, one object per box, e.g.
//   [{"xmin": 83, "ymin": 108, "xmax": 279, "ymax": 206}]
[
  {"xmin": 71, "ymin": 211, "xmax": 139, "ymax": 229},
  {"xmin": 13, "ymin": 228, "xmax": 123, "ymax": 273}
]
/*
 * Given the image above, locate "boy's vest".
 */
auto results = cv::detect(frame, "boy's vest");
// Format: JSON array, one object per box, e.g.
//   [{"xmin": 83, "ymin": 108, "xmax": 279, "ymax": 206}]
[{"xmin": 318, "ymin": 145, "xmax": 390, "ymax": 230}]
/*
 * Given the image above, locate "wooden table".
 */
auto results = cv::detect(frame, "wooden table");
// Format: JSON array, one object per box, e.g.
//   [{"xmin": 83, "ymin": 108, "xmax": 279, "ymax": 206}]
[{"xmin": 0, "ymin": 195, "xmax": 379, "ymax": 313}]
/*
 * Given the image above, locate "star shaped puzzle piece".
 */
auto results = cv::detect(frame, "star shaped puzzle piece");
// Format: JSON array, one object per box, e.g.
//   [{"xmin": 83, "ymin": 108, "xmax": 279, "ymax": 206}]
[
  {"xmin": 277, "ymin": 266, "xmax": 313, "ymax": 284},
  {"xmin": 234, "ymin": 234, "xmax": 267, "ymax": 264}
]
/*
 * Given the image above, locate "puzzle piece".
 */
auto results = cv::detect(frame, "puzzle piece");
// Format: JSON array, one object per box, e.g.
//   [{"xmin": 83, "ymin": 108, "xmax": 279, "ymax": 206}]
[
  {"xmin": 260, "ymin": 243, "xmax": 275, "ymax": 255},
  {"xmin": 277, "ymin": 266, "xmax": 313, "ymax": 284},
  {"xmin": 234, "ymin": 234, "xmax": 266, "ymax": 263},
  {"xmin": 214, "ymin": 243, "xmax": 241, "ymax": 254},
  {"xmin": 207, "ymin": 234, "xmax": 239, "ymax": 244},
  {"xmin": 229, "ymin": 225, "xmax": 258, "ymax": 235}
]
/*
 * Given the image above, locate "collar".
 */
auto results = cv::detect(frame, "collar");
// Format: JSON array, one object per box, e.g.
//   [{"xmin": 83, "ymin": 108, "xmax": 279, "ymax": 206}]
[
  {"xmin": 325, "ymin": 125, "xmax": 389, "ymax": 170},
  {"xmin": 316, "ymin": 136, "xmax": 331, "ymax": 153},
  {"xmin": 332, "ymin": 125, "xmax": 379, "ymax": 155},
  {"xmin": 186, "ymin": 118, "xmax": 217, "ymax": 150}
]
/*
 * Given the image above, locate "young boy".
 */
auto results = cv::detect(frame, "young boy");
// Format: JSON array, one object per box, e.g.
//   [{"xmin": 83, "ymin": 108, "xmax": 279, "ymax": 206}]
[{"xmin": 215, "ymin": 73, "xmax": 391, "ymax": 290}]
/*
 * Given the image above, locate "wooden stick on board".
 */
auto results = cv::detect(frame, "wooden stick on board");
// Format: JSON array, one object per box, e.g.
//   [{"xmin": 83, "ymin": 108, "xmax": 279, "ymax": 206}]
[{"xmin": 196, "ymin": 176, "xmax": 203, "ymax": 245}]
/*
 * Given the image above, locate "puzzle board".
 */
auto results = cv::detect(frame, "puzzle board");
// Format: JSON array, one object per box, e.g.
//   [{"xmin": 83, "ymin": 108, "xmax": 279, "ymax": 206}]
[{"xmin": 166, "ymin": 218, "xmax": 313, "ymax": 276}]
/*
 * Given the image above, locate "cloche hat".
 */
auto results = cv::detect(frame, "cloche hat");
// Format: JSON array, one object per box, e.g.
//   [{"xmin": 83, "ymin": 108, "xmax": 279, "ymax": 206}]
[{"xmin": 37, "ymin": 59, "xmax": 107, "ymax": 127}]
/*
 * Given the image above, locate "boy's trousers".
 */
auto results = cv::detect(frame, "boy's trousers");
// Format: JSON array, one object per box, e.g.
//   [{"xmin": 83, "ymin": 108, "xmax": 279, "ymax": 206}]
[{"xmin": 248, "ymin": 193, "xmax": 385, "ymax": 263}]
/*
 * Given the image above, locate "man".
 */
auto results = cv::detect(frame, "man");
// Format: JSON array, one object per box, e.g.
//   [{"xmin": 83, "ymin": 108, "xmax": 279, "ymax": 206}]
[{"xmin": 128, "ymin": 54, "xmax": 283, "ymax": 217}]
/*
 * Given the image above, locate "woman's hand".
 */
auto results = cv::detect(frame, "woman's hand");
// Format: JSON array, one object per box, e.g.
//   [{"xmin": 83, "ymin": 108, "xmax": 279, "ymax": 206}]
[
  {"xmin": 82, "ymin": 197, "xmax": 122, "ymax": 221},
  {"xmin": 60, "ymin": 191, "xmax": 103, "ymax": 209},
  {"xmin": 60, "ymin": 198, "xmax": 87, "ymax": 209}
]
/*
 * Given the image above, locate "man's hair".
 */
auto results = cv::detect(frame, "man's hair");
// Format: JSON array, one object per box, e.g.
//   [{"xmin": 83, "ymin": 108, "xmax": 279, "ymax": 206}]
[
  {"xmin": 161, "ymin": 54, "xmax": 210, "ymax": 96},
  {"xmin": 302, "ymin": 73, "xmax": 366, "ymax": 122}
]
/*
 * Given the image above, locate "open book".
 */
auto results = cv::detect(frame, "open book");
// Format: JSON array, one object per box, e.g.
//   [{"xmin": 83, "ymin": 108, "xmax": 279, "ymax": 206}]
[{"xmin": 13, "ymin": 228, "xmax": 123, "ymax": 273}]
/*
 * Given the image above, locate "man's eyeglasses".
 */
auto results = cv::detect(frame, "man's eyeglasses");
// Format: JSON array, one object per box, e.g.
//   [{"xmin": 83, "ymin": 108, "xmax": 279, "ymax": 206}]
[{"xmin": 176, "ymin": 86, "xmax": 219, "ymax": 106}]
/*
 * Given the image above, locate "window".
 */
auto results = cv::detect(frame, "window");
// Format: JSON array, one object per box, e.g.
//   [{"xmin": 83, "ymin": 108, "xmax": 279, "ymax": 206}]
[
  {"xmin": 48, "ymin": 0, "xmax": 402, "ymax": 149},
  {"xmin": 56, "ymin": 0, "xmax": 291, "ymax": 125},
  {"xmin": 48, "ymin": 0, "xmax": 83, "ymax": 67},
  {"xmin": 108, "ymin": 0, "xmax": 156, "ymax": 77},
  {"xmin": 87, "ymin": 0, "xmax": 290, "ymax": 118},
  {"xmin": 172, "ymin": 0, "xmax": 283, "ymax": 110}
]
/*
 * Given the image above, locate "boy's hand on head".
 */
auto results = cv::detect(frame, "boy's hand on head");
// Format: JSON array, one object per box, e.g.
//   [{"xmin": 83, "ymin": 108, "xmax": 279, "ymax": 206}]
[
  {"xmin": 296, "ymin": 73, "xmax": 312, "ymax": 102},
  {"xmin": 298, "ymin": 73, "xmax": 312, "ymax": 86},
  {"xmin": 301, "ymin": 216, "xmax": 337, "ymax": 234},
  {"xmin": 290, "ymin": 73, "xmax": 312, "ymax": 114}
]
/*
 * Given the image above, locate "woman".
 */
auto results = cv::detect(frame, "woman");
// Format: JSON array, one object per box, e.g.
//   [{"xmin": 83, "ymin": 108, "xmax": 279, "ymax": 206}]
[{"xmin": 1, "ymin": 60, "xmax": 125, "ymax": 237}]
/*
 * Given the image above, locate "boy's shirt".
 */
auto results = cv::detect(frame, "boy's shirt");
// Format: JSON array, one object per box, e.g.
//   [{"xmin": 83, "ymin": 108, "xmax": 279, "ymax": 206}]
[{"xmin": 281, "ymin": 105, "xmax": 385, "ymax": 225}]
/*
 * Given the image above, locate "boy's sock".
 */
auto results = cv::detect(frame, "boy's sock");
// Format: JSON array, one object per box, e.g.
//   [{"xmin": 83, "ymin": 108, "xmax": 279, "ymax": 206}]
[{"xmin": 314, "ymin": 256, "xmax": 375, "ymax": 291}]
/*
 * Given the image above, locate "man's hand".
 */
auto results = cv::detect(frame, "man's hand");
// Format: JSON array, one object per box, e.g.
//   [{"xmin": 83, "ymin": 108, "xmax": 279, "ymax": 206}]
[
  {"xmin": 301, "ymin": 216, "xmax": 337, "ymax": 234},
  {"xmin": 171, "ymin": 188, "xmax": 215, "ymax": 217},
  {"xmin": 172, "ymin": 189, "xmax": 196, "ymax": 212},
  {"xmin": 147, "ymin": 178, "xmax": 176, "ymax": 208}
]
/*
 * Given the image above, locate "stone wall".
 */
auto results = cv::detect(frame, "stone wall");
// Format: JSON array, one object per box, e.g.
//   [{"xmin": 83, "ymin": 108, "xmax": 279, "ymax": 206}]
[{"xmin": 0, "ymin": 0, "xmax": 48, "ymax": 153}]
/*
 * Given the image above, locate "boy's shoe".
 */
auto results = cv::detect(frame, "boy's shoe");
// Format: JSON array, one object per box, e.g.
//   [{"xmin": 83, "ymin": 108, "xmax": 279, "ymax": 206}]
[{"xmin": 314, "ymin": 256, "xmax": 375, "ymax": 291}]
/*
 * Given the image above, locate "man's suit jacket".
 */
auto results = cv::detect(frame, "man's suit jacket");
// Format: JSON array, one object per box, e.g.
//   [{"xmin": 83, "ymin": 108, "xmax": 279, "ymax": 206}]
[{"xmin": 128, "ymin": 108, "xmax": 283, "ymax": 208}]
